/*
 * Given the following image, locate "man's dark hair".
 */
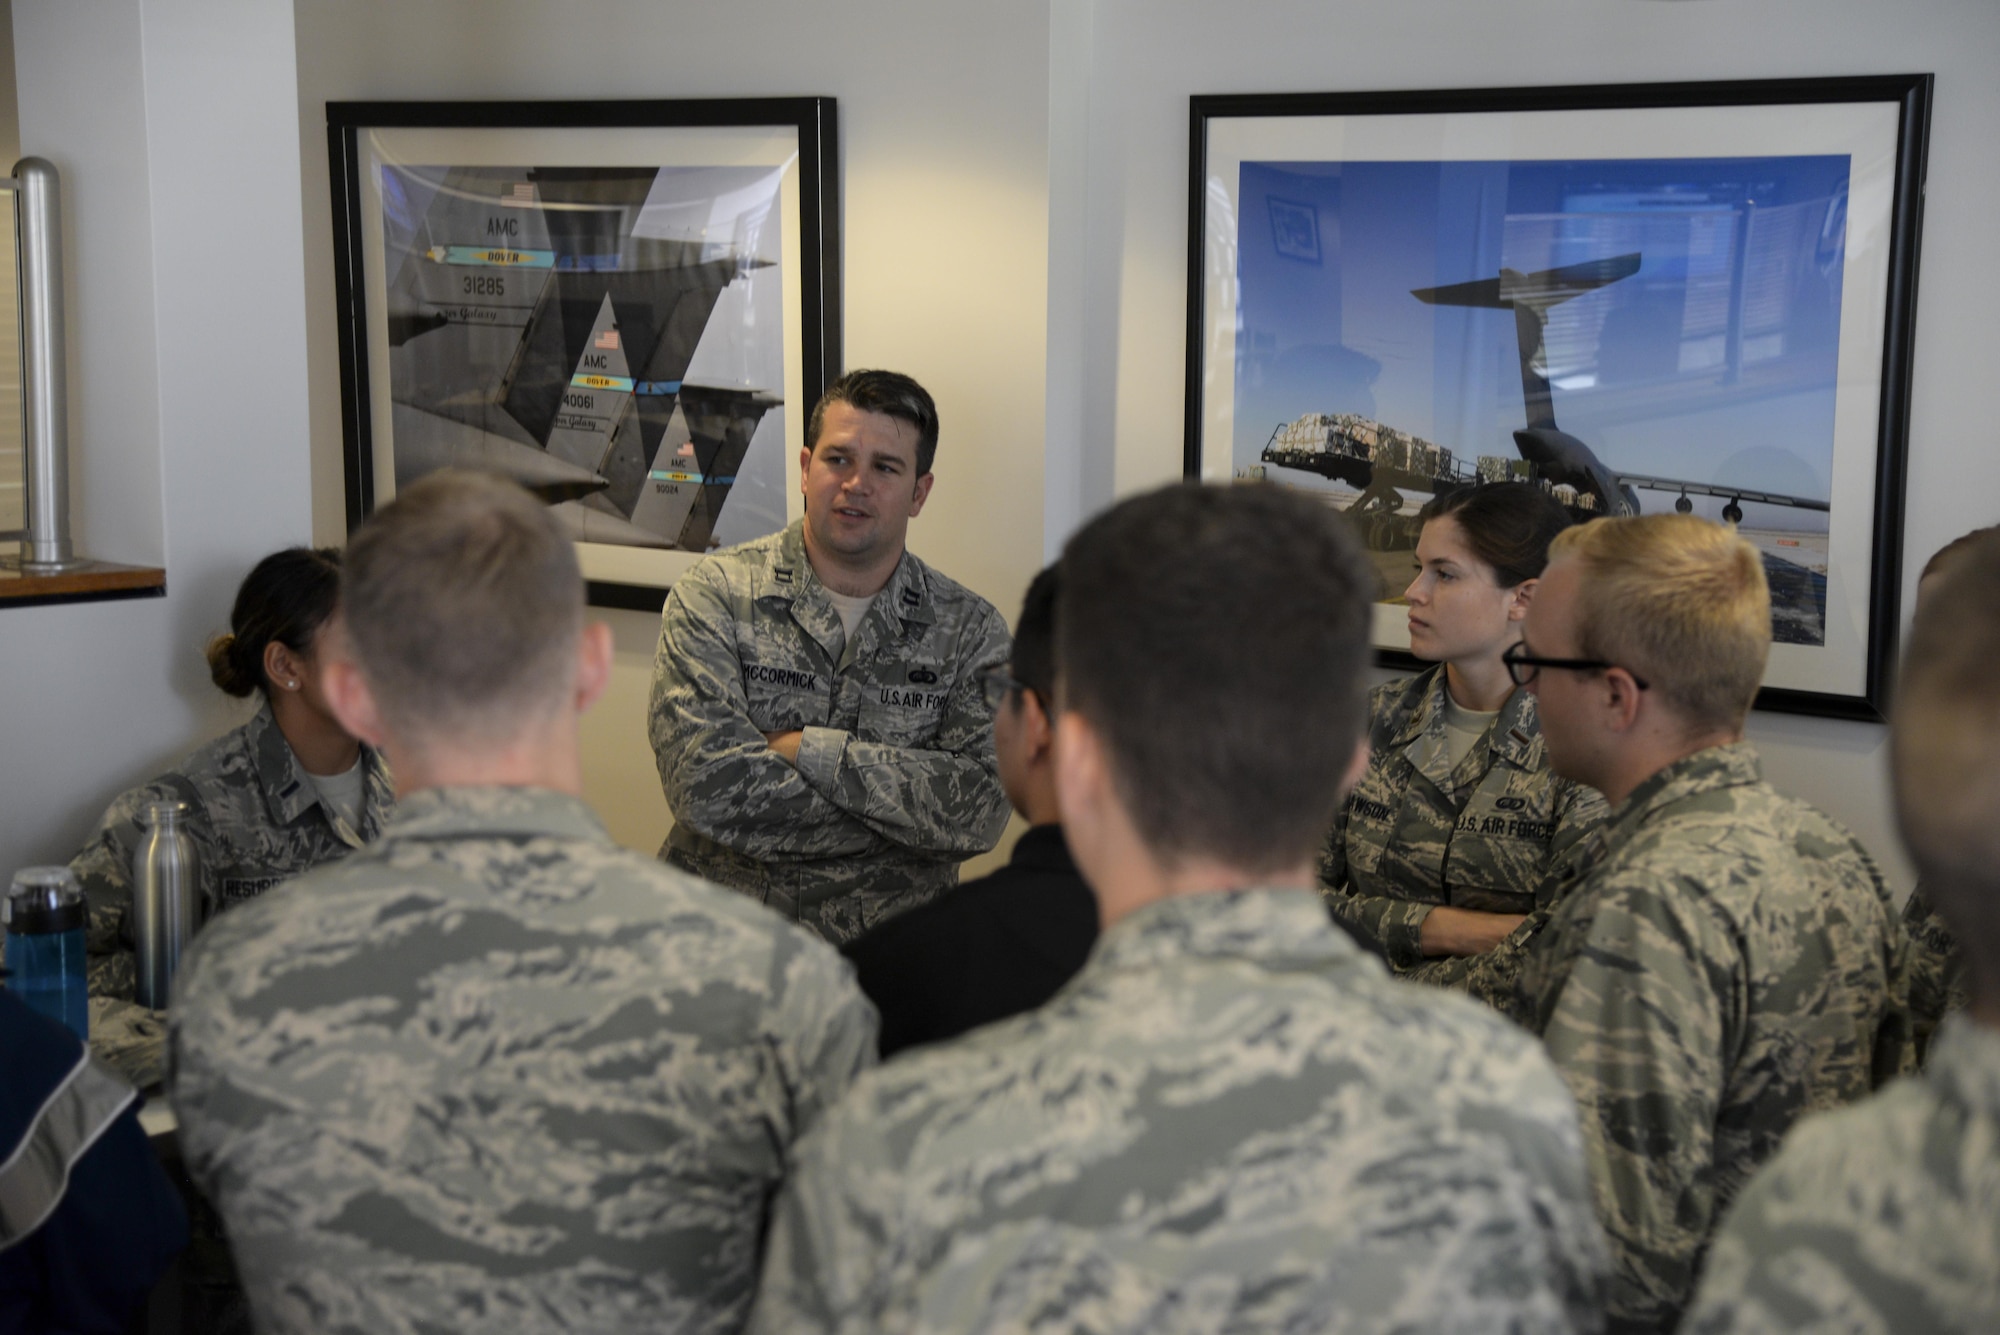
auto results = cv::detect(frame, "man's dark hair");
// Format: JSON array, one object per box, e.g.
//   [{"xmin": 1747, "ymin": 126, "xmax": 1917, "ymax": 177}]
[
  {"xmin": 1011, "ymin": 565, "xmax": 1059, "ymax": 702},
  {"xmin": 1895, "ymin": 527, "xmax": 2000, "ymax": 1000},
  {"xmin": 1057, "ymin": 483, "xmax": 1372, "ymax": 872},
  {"xmin": 343, "ymin": 470, "xmax": 584, "ymax": 744},
  {"xmin": 806, "ymin": 369, "xmax": 940, "ymax": 475},
  {"xmin": 1418, "ymin": 481, "xmax": 1574, "ymax": 589}
]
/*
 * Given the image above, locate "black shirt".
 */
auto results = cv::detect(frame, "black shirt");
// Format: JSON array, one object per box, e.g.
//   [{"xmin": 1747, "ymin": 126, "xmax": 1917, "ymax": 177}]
[{"xmin": 843, "ymin": 825, "xmax": 1099, "ymax": 1058}]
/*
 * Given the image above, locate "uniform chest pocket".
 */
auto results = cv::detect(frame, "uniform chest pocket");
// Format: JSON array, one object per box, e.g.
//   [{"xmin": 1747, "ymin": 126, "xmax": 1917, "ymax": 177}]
[
  {"xmin": 858, "ymin": 683, "xmax": 948, "ymax": 748},
  {"xmin": 742, "ymin": 662, "xmax": 829, "ymax": 732},
  {"xmin": 1444, "ymin": 802, "xmax": 1558, "ymax": 912}
]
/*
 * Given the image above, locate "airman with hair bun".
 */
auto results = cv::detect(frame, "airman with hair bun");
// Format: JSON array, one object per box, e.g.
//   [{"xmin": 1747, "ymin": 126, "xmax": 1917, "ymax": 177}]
[{"xmin": 67, "ymin": 546, "xmax": 394, "ymax": 1023}]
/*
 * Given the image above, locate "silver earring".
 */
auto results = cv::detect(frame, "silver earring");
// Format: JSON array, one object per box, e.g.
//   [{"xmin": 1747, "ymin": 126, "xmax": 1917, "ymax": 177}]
[{"xmin": 287, "ymin": 680, "xmax": 299, "ymax": 690}]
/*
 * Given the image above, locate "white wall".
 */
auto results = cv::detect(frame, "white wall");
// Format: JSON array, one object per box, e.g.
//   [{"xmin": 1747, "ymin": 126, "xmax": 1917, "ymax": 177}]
[
  {"xmin": 0, "ymin": 1, "xmax": 311, "ymax": 876},
  {"xmin": 1063, "ymin": 0, "xmax": 2000, "ymax": 892},
  {"xmin": 289, "ymin": 0, "xmax": 1054, "ymax": 865}
]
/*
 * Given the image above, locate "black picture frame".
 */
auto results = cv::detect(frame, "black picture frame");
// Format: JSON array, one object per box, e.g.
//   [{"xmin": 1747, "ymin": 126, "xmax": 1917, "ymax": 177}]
[
  {"xmin": 1186, "ymin": 76, "xmax": 1931, "ymax": 721},
  {"xmin": 329, "ymin": 97, "xmax": 841, "ymax": 612}
]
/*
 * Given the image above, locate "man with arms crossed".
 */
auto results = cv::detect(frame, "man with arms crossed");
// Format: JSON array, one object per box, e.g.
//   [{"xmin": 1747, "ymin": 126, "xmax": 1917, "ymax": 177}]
[
  {"xmin": 1685, "ymin": 528, "xmax": 2000, "ymax": 1334},
  {"xmin": 169, "ymin": 472, "xmax": 877, "ymax": 1335},
  {"xmin": 750, "ymin": 483, "xmax": 1609, "ymax": 1334},
  {"xmin": 1509, "ymin": 513, "xmax": 1905, "ymax": 1334},
  {"xmin": 651, "ymin": 369, "xmax": 1012, "ymax": 943}
]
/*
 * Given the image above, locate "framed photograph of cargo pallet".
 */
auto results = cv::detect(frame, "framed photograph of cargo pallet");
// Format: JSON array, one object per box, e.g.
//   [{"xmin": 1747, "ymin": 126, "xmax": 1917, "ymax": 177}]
[
  {"xmin": 329, "ymin": 98, "xmax": 840, "ymax": 612},
  {"xmin": 1185, "ymin": 76, "xmax": 1931, "ymax": 720}
]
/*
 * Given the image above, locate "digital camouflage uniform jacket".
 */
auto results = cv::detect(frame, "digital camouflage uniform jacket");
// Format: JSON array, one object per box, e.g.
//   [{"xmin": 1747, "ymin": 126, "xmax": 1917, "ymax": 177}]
[
  {"xmin": 1320, "ymin": 668, "xmax": 1607, "ymax": 1009},
  {"xmin": 650, "ymin": 520, "xmax": 1012, "ymax": 943},
  {"xmin": 68, "ymin": 700, "xmax": 394, "ymax": 1001},
  {"xmin": 1680, "ymin": 1011, "xmax": 1992, "ymax": 1335},
  {"xmin": 749, "ymin": 889, "xmax": 1611, "ymax": 1335},
  {"xmin": 1902, "ymin": 881, "xmax": 1969, "ymax": 1064},
  {"xmin": 1514, "ymin": 743, "xmax": 1908, "ymax": 1335},
  {"xmin": 1683, "ymin": 1015, "xmax": 2000, "ymax": 1334},
  {"xmin": 167, "ymin": 786, "xmax": 878, "ymax": 1335}
]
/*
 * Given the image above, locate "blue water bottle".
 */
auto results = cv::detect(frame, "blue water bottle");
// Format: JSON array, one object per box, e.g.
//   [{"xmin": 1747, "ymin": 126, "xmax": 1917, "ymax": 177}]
[{"xmin": 4, "ymin": 866, "xmax": 89, "ymax": 1040}]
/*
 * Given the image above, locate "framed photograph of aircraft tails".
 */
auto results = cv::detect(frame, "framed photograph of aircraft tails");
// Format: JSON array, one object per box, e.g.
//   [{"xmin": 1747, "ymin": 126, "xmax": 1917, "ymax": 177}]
[
  {"xmin": 1186, "ymin": 77, "xmax": 1931, "ymax": 720},
  {"xmin": 328, "ymin": 98, "xmax": 841, "ymax": 612}
]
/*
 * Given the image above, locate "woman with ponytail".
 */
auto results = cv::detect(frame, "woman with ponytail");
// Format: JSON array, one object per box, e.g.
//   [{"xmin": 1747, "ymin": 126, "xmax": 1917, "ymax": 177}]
[{"xmin": 68, "ymin": 547, "xmax": 394, "ymax": 1003}]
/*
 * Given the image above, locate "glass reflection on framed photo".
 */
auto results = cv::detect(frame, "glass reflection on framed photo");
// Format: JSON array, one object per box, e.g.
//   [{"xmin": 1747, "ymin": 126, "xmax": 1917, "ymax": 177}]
[
  {"xmin": 329, "ymin": 98, "xmax": 840, "ymax": 610},
  {"xmin": 1186, "ymin": 77, "xmax": 1931, "ymax": 719}
]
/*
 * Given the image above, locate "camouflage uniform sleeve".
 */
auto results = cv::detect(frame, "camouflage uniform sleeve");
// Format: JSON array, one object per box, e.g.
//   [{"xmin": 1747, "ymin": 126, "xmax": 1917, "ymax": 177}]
[
  {"xmin": 1401, "ymin": 909, "xmax": 1553, "ymax": 1024},
  {"xmin": 1321, "ymin": 881, "xmax": 1435, "ymax": 966},
  {"xmin": 650, "ymin": 570, "xmax": 882, "ymax": 861},
  {"xmin": 69, "ymin": 775, "xmax": 213, "ymax": 961},
  {"xmin": 764, "ymin": 928, "xmax": 880, "ymax": 1140},
  {"xmin": 1317, "ymin": 787, "xmax": 1431, "ymax": 967},
  {"xmin": 1539, "ymin": 877, "xmax": 1733, "ymax": 1332},
  {"xmin": 744, "ymin": 1092, "xmax": 890, "ymax": 1335},
  {"xmin": 791, "ymin": 601, "xmax": 1011, "ymax": 858},
  {"xmin": 1547, "ymin": 778, "xmax": 1612, "ymax": 880},
  {"xmin": 1901, "ymin": 881, "xmax": 1966, "ymax": 1063}
]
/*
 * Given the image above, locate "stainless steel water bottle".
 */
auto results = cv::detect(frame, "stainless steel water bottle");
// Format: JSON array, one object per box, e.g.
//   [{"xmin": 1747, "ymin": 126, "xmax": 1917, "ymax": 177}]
[
  {"xmin": 4, "ymin": 866, "xmax": 89, "ymax": 1039},
  {"xmin": 133, "ymin": 800, "xmax": 201, "ymax": 1010}
]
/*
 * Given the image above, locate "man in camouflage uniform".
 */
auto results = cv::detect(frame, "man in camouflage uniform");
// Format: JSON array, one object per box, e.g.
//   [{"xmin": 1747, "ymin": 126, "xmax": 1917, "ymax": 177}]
[
  {"xmin": 1509, "ymin": 514, "xmax": 1906, "ymax": 1334},
  {"xmin": 1322, "ymin": 669, "xmax": 1606, "ymax": 1014},
  {"xmin": 169, "ymin": 472, "xmax": 878, "ymax": 1335},
  {"xmin": 651, "ymin": 369, "xmax": 1011, "ymax": 943},
  {"xmin": 749, "ymin": 483, "xmax": 1610, "ymax": 1335},
  {"xmin": 69, "ymin": 701, "xmax": 394, "ymax": 1002},
  {"xmin": 1684, "ymin": 532, "xmax": 2000, "ymax": 1333}
]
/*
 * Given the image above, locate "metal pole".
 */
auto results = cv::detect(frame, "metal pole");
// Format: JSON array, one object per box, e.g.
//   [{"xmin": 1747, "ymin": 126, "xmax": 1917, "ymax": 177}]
[{"xmin": 16, "ymin": 156, "xmax": 77, "ymax": 572}]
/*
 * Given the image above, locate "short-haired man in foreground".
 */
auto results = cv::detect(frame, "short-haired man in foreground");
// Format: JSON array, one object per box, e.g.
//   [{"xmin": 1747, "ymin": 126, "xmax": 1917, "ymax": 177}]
[
  {"xmin": 169, "ymin": 472, "xmax": 877, "ymax": 1335},
  {"xmin": 651, "ymin": 369, "xmax": 1012, "ymax": 944},
  {"xmin": 1510, "ymin": 514, "xmax": 1905, "ymax": 1334},
  {"xmin": 843, "ymin": 564, "xmax": 1098, "ymax": 1057},
  {"xmin": 1684, "ymin": 528, "xmax": 2000, "ymax": 1334},
  {"xmin": 749, "ymin": 483, "xmax": 1610, "ymax": 1334}
]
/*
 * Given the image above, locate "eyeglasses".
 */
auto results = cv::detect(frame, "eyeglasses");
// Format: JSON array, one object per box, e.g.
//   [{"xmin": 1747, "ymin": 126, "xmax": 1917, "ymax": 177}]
[
  {"xmin": 1501, "ymin": 642, "xmax": 1650, "ymax": 690},
  {"xmin": 978, "ymin": 664, "xmax": 1025, "ymax": 711}
]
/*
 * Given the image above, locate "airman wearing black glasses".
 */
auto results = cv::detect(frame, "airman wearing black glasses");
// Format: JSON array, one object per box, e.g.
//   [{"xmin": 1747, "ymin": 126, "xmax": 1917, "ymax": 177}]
[{"xmin": 1510, "ymin": 512, "xmax": 1907, "ymax": 1335}]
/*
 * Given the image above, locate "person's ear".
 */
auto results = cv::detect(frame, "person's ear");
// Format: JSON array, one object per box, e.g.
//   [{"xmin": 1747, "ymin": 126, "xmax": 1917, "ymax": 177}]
[
  {"xmin": 1019, "ymin": 687, "xmax": 1054, "ymax": 763},
  {"xmin": 1053, "ymin": 708, "xmax": 1109, "ymax": 834},
  {"xmin": 1601, "ymin": 666, "xmax": 1646, "ymax": 733},
  {"xmin": 263, "ymin": 640, "xmax": 305, "ymax": 694},
  {"xmin": 1505, "ymin": 576, "xmax": 1538, "ymax": 624},
  {"xmin": 321, "ymin": 659, "xmax": 387, "ymax": 749},
  {"xmin": 798, "ymin": 444, "xmax": 814, "ymax": 493},
  {"xmin": 908, "ymin": 471, "xmax": 935, "ymax": 517},
  {"xmin": 574, "ymin": 621, "xmax": 614, "ymax": 714}
]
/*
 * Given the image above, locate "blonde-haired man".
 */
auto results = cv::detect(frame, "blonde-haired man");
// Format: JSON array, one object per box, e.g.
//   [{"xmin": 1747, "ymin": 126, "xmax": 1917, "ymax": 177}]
[{"xmin": 1505, "ymin": 513, "xmax": 1906, "ymax": 1334}]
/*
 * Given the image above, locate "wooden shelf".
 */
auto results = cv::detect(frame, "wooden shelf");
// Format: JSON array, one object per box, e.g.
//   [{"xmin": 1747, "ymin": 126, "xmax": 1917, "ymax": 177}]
[{"xmin": 0, "ymin": 556, "xmax": 165, "ymax": 606}]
